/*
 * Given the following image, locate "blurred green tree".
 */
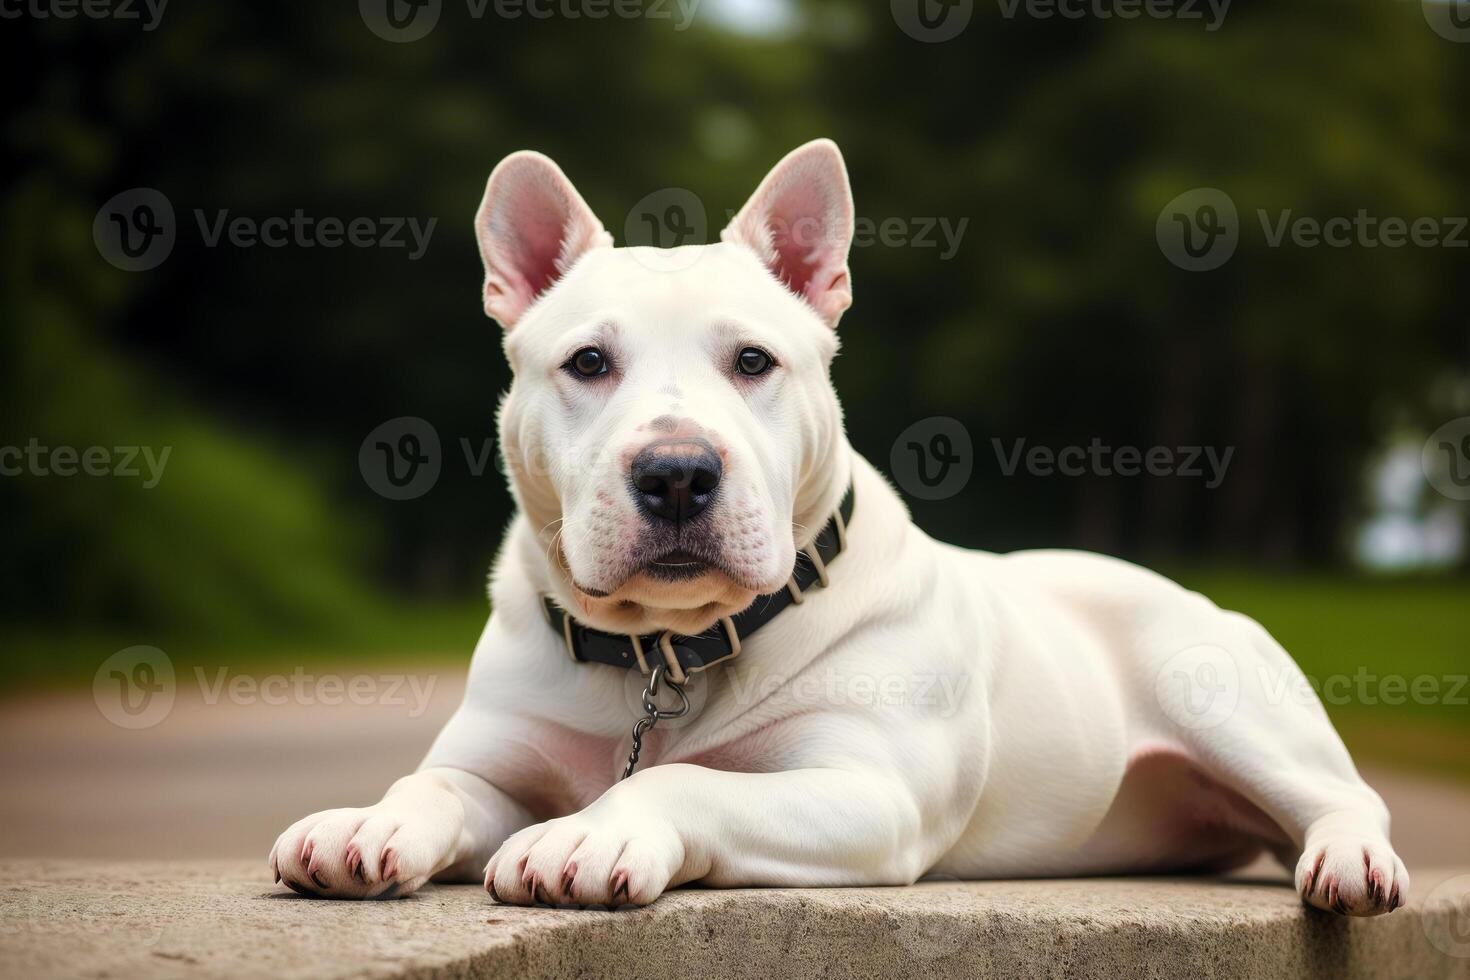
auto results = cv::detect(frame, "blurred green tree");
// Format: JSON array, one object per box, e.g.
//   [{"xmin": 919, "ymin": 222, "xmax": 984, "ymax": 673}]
[{"xmin": 2, "ymin": 0, "xmax": 1465, "ymax": 644}]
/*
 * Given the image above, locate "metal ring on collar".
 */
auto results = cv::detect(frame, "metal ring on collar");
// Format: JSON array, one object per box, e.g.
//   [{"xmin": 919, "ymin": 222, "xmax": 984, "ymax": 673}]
[{"xmin": 642, "ymin": 665, "xmax": 690, "ymax": 721}]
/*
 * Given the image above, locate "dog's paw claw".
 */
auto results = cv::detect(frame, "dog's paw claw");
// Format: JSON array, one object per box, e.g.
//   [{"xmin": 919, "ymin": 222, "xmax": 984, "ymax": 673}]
[
  {"xmin": 485, "ymin": 813, "xmax": 681, "ymax": 908},
  {"xmin": 269, "ymin": 798, "xmax": 462, "ymax": 901},
  {"xmin": 560, "ymin": 863, "xmax": 578, "ymax": 903},
  {"xmin": 1296, "ymin": 836, "xmax": 1408, "ymax": 917},
  {"xmin": 344, "ymin": 844, "xmax": 366, "ymax": 885},
  {"xmin": 610, "ymin": 868, "xmax": 630, "ymax": 906}
]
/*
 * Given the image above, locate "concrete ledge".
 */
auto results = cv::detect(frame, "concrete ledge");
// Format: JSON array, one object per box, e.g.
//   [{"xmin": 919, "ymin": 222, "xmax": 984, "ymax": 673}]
[{"xmin": 3, "ymin": 861, "xmax": 1469, "ymax": 979}]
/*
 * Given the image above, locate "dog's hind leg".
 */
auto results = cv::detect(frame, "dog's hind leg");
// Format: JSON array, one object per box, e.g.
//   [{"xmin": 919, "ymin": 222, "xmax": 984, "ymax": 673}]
[{"xmin": 1141, "ymin": 603, "xmax": 1407, "ymax": 916}]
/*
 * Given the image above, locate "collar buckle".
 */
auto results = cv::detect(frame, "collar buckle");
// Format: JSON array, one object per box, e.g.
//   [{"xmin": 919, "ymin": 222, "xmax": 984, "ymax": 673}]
[
  {"xmin": 656, "ymin": 631, "xmax": 686, "ymax": 683},
  {"xmin": 628, "ymin": 633, "xmax": 651, "ymax": 674}
]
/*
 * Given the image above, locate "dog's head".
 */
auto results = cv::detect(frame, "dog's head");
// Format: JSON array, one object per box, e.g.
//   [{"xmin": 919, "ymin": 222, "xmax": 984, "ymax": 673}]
[{"xmin": 480, "ymin": 140, "xmax": 855, "ymax": 635}]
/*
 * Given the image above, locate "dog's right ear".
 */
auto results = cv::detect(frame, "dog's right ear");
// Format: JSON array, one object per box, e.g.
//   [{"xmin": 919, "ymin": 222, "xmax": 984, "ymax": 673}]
[{"xmin": 474, "ymin": 152, "xmax": 611, "ymax": 329}]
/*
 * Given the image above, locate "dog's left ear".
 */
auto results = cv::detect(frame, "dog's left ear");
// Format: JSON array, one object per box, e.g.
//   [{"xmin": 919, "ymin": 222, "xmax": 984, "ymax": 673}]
[
  {"xmin": 475, "ymin": 151, "xmax": 612, "ymax": 329},
  {"xmin": 722, "ymin": 139, "xmax": 855, "ymax": 328}
]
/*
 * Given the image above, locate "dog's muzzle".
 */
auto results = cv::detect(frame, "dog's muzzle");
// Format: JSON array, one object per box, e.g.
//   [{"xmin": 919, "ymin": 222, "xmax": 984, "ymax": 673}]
[{"xmin": 544, "ymin": 482, "xmax": 855, "ymax": 684}]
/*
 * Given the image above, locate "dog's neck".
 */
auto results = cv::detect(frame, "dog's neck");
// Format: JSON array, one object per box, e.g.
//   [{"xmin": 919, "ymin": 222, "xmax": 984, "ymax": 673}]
[{"xmin": 534, "ymin": 440, "xmax": 854, "ymax": 637}]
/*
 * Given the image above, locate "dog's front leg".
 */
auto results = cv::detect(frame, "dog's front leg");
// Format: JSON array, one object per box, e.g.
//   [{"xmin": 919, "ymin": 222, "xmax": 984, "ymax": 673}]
[
  {"xmin": 486, "ymin": 763, "xmax": 929, "ymax": 907},
  {"xmin": 271, "ymin": 766, "xmax": 533, "ymax": 899}
]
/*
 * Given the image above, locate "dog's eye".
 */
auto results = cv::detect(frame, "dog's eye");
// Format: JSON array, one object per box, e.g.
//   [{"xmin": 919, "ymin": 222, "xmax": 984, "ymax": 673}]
[
  {"xmin": 735, "ymin": 347, "xmax": 773, "ymax": 377},
  {"xmin": 567, "ymin": 347, "xmax": 608, "ymax": 378}
]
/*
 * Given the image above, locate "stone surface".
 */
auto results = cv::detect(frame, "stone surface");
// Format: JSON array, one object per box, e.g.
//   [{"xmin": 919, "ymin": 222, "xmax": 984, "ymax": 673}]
[
  {"xmin": 3, "ymin": 861, "xmax": 1470, "ymax": 980},
  {"xmin": 6, "ymin": 678, "xmax": 1469, "ymax": 870}
]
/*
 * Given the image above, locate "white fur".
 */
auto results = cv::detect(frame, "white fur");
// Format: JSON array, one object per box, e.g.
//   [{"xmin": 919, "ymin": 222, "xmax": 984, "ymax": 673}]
[{"xmin": 271, "ymin": 141, "xmax": 1405, "ymax": 916}]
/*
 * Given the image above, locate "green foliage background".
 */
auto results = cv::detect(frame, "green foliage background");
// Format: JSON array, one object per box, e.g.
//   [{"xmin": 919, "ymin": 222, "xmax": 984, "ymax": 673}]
[{"xmin": 3, "ymin": 0, "xmax": 1467, "ymax": 724}]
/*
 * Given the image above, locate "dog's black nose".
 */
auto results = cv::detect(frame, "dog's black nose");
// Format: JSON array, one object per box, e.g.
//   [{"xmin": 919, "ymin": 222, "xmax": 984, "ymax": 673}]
[{"xmin": 630, "ymin": 444, "xmax": 722, "ymax": 523}]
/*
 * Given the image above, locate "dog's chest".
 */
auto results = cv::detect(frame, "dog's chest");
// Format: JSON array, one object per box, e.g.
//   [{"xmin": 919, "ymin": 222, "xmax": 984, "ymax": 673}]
[
  {"xmin": 508, "ymin": 711, "xmax": 793, "ymax": 817},
  {"xmin": 499, "ymin": 721, "xmax": 627, "ymax": 815}
]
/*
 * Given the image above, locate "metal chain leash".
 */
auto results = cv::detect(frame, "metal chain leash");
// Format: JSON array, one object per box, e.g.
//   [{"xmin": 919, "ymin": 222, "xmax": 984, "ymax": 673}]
[{"xmin": 621, "ymin": 664, "xmax": 690, "ymax": 780}]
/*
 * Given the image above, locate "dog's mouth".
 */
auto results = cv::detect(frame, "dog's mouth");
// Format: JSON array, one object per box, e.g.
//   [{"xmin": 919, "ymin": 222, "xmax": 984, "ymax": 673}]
[
  {"xmin": 570, "ymin": 544, "xmax": 751, "ymax": 600},
  {"xmin": 644, "ymin": 549, "xmax": 710, "ymax": 582},
  {"xmin": 558, "ymin": 530, "xmax": 779, "ymax": 634}
]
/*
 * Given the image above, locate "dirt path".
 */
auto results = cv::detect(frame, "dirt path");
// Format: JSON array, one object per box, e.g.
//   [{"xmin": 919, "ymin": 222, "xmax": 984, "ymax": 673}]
[{"xmin": 3, "ymin": 671, "xmax": 1467, "ymax": 867}]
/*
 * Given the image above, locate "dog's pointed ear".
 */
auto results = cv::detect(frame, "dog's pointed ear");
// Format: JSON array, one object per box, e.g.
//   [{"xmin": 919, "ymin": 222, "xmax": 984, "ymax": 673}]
[
  {"xmin": 721, "ymin": 139, "xmax": 854, "ymax": 327},
  {"xmin": 474, "ymin": 151, "xmax": 612, "ymax": 329}
]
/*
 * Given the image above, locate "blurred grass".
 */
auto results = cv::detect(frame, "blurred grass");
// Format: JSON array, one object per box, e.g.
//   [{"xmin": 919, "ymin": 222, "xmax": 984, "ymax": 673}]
[
  {"xmin": 1172, "ymin": 570, "xmax": 1470, "ymax": 783},
  {"xmin": 5, "ymin": 571, "xmax": 1466, "ymax": 782},
  {"xmin": 2, "ymin": 599, "xmax": 488, "ymax": 692}
]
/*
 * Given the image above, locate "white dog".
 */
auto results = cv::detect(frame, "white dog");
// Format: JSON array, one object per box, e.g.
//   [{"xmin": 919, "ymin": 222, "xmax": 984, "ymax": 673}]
[{"xmin": 270, "ymin": 140, "xmax": 1406, "ymax": 916}]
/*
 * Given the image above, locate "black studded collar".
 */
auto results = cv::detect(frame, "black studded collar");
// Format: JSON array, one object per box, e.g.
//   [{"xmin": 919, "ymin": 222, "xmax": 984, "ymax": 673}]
[{"xmin": 542, "ymin": 484, "xmax": 855, "ymax": 683}]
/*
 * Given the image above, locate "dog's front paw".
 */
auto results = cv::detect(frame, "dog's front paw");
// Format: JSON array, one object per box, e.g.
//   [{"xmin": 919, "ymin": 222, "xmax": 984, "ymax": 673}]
[
  {"xmin": 1296, "ymin": 835, "xmax": 1409, "ymax": 916},
  {"xmin": 485, "ymin": 809, "xmax": 684, "ymax": 907},
  {"xmin": 269, "ymin": 793, "xmax": 464, "ymax": 900}
]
